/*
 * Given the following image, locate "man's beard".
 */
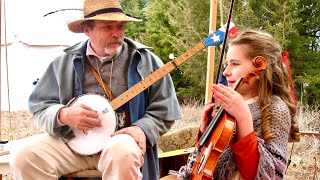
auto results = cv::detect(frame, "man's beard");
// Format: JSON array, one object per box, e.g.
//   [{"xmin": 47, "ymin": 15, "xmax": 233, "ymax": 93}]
[
  {"xmin": 104, "ymin": 45, "xmax": 122, "ymax": 58},
  {"xmin": 104, "ymin": 39, "xmax": 123, "ymax": 58}
]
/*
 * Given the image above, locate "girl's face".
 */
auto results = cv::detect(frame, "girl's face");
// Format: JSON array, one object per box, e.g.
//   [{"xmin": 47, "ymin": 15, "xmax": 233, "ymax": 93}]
[{"xmin": 223, "ymin": 44, "xmax": 259, "ymax": 100}]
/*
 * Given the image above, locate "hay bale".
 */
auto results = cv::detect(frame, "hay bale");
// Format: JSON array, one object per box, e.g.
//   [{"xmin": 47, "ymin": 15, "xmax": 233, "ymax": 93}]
[{"xmin": 158, "ymin": 125, "xmax": 198, "ymax": 152}]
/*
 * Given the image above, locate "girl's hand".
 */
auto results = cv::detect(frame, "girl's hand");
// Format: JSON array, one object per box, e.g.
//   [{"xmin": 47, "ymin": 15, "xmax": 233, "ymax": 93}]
[
  {"xmin": 199, "ymin": 100, "xmax": 216, "ymax": 133},
  {"xmin": 212, "ymin": 84, "xmax": 247, "ymax": 118},
  {"xmin": 211, "ymin": 84, "xmax": 254, "ymax": 140}
]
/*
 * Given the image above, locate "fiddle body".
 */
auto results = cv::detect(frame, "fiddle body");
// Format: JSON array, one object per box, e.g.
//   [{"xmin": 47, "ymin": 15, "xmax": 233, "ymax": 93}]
[{"xmin": 185, "ymin": 111, "xmax": 235, "ymax": 180}]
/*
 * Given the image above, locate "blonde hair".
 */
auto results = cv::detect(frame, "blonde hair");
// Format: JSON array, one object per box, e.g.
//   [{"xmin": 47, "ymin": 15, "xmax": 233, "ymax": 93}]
[{"xmin": 229, "ymin": 30, "xmax": 300, "ymax": 142}]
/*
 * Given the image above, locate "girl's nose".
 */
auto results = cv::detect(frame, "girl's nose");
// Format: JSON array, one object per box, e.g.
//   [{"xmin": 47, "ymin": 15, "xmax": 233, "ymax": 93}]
[{"xmin": 223, "ymin": 66, "xmax": 231, "ymax": 77}]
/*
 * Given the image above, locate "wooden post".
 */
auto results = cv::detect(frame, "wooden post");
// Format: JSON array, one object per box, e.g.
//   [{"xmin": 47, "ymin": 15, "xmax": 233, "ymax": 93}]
[
  {"xmin": 205, "ymin": 0, "xmax": 218, "ymax": 103},
  {"xmin": 0, "ymin": 0, "xmax": 2, "ymax": 141}
]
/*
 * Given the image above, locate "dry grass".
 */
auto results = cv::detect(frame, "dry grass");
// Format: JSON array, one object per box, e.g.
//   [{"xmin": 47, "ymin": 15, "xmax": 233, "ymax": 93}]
[{"xmin": 0, "ymin": 103, "xmax": 319, "ymax": 179}]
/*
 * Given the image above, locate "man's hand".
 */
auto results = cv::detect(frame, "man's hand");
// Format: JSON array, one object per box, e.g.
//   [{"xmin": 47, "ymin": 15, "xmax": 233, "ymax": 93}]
[
  {"xmin": 58, "ymin": 104, "xmax": 101, "ymax": 131},
  {"xmin": 112, "ymin": 126, "xmax": 147, "ymax": 157}
]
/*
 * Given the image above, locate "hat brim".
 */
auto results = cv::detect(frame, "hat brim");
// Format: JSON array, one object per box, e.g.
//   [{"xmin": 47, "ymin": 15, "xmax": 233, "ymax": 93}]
[{"xmin": 68, "ymin": 12, "xmax": 142, "ymax": 33}]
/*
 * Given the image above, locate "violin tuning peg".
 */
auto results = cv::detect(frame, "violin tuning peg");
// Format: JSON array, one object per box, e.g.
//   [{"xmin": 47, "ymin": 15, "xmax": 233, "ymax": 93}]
[{"xmin": 169, "ymin": 53, "xmax": 175, "ymax": 60}]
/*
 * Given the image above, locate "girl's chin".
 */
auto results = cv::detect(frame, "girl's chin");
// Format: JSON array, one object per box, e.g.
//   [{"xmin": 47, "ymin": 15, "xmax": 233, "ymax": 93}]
[{"xmin": 228, "ymin": 83, "xmax": 235, "ymax": 88}]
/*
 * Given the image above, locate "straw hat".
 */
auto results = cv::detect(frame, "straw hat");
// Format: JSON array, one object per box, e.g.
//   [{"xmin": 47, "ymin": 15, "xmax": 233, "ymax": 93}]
[{"xmin": 68, "ymin": 0, "xmax": 142, "ymax": 33}]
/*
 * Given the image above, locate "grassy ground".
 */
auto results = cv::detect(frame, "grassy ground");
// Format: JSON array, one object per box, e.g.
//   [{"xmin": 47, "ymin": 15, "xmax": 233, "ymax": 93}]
[{"xmin": 1, "ymin": 102, "xmax": 319, "ymax": 179}]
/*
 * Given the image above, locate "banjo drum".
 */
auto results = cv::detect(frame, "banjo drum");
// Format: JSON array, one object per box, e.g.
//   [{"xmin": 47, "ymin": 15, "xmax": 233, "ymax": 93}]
[{"xmin": 62, "ymin": 94, "xmax": 117, "ymax": 155}]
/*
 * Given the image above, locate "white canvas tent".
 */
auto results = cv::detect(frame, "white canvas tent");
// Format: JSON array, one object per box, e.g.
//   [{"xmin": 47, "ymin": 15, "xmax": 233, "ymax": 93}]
[{"xmin": 1, "ymin": 0, "xmax": 87, "ymax": 110}]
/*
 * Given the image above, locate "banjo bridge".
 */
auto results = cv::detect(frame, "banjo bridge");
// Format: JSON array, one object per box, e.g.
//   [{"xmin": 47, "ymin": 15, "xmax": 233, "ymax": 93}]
[{"xmin": 102, "ymin": 107, "xmax": 109, "ymax": 114}]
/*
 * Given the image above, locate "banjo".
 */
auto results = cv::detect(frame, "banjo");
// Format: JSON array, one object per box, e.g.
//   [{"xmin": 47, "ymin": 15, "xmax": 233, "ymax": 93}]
[{"xmin": 62, "ymin": 32, "xmax": 221, "ymax": 155}]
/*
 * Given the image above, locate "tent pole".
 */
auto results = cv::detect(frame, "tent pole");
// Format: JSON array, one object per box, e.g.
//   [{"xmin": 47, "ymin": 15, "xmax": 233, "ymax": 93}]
[
  {"xmin": 0, "ymin": 0, "xmax": 2, "ymax": 140},
  {"xmin": 205, "ymin": 0, "xmax": 218, "ymax": 104}
]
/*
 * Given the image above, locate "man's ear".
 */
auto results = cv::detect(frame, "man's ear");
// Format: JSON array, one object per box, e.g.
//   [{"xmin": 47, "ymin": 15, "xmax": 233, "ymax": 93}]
[{"xmin": 83, "ymin": 26, "xmax": 90, "ymax": 36}]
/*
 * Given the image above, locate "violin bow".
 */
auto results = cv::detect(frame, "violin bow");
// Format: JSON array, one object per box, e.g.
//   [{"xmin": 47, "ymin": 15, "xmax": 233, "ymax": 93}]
[{"xmin": 213, "ymin": 0, "xmax": 236, "ymax": 100}]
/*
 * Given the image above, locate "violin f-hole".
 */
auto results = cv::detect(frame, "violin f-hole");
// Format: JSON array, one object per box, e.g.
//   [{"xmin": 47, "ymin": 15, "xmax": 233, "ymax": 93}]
[{"xmin": 197, "ymin": 154, "xmax": 206, "ymax": 174}]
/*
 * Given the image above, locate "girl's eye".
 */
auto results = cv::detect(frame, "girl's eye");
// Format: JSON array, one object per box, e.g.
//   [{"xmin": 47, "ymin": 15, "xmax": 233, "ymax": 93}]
[{"xmin": 225, "ymin": 62, "xmax": 239, "ymax": 67}]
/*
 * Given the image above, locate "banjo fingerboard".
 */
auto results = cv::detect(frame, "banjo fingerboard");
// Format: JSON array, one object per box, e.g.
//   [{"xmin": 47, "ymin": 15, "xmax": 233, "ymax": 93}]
[{"xmin": 110, "ymin": 42, "xmax": 206, "ymax": 110}]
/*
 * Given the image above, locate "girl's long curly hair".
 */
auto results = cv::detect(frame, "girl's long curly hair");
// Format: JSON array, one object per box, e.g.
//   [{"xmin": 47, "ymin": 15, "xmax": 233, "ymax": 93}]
[{"xmin": 229, "ymin": 30, "xmax": 300, "ymax": 142}]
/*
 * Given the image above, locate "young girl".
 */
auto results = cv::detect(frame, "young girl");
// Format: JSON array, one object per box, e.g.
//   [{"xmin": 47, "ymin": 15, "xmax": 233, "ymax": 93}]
[{"xmin": 197, "ymin": 30, "xmax": 300, "ymax": 180}]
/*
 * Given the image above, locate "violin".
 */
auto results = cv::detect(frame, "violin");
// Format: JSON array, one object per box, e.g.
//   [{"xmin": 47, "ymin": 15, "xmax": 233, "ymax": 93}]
[{"xmin": 184, "ymin": 56, "xmax": 267, "ymax": 180}]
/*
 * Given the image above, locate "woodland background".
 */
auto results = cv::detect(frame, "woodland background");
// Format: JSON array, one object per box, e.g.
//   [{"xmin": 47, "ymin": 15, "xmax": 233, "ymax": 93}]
[
  {"xmin": 121, "ymin": 0, "xmax": 320, "ymax": 107},
  {"xmin": 0, "ymin": 0, "xmax": 319, "ymax": 179}
]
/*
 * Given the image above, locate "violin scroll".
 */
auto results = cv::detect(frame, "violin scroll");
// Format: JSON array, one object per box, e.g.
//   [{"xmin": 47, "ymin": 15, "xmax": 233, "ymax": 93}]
[
  {"xmin": 252, "ymin": 56, "xmax": 267, "ymax": 68},
  {"xmin": 242, "ymin": 56, "xmax": 267, "ymax": 84}
]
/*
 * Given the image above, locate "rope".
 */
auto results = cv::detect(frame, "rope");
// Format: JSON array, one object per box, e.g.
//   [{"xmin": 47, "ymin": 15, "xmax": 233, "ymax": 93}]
[
  {"xmin": 219, "ymin": 0, "xmax": 223, "ymax": 26},
  {"xmin": 43, "ymin": 8, "xmax": 82, "ymax": 17},
  {"xmin": 2, "ymin": 0, "xmax": 14, "ymax": 141}
]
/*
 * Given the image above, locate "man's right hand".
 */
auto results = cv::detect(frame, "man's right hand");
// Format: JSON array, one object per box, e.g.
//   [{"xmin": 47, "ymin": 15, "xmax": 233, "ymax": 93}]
[{"xmin": 58, "ymin": 104, "xmax": 101, "ymax": 130}]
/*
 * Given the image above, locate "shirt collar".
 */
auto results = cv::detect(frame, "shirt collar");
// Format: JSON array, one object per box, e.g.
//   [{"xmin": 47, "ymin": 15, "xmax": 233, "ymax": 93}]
[{"xmin": 245, "ymin": 96, "xmax": 258, "ymax": 104}]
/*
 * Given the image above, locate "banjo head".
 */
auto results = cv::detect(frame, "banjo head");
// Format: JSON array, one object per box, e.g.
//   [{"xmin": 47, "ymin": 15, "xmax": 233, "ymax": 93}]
[{"xmin": 65, "ymin": 94, "xmax": 116, "ymax": 155}]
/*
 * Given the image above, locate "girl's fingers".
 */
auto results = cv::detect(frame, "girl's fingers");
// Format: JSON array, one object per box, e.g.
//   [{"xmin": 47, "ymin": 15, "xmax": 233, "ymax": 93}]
[
  {"xmin": 205, "ymin": 99, "xmax": 213, "ymax": 106},
  {"xmin": 200, "ymin": 103, "xmax": 215, "ymax": 133}
]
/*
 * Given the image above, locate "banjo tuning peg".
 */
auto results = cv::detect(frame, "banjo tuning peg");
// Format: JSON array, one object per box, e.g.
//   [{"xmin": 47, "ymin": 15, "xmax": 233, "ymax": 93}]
[
  {"xmin": 169, "ymin": 53, "xmax": 176, "ymax": 60},
  {"xmin": 177, "ymin": 68, "xmax": 184, "ymax": 76}
]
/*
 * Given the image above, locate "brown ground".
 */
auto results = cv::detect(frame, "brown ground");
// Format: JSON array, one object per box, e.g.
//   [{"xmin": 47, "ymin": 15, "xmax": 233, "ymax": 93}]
[{"xmin": 1, "ymin": 103, "xmax": 319, "ymax": 179}]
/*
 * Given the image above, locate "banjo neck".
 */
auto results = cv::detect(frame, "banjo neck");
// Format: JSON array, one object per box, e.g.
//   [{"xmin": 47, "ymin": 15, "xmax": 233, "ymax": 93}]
[{"xmin": 110, "ymin": 42, "xmax": 206, "ymax": 110}]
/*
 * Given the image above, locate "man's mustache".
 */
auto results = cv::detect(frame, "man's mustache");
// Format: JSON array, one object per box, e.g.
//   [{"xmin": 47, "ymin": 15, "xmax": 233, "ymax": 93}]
[{"xmin": 106, "ymin": 39, "xmax": 122, "ymax": 45}]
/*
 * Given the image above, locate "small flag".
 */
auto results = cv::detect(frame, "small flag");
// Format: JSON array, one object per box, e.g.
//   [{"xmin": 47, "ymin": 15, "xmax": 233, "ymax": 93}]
[
  {"xmin": 209, "ymin": 22, "xmax": 238, "ymax": 46},
  {"xmin": 225, "ymin": 22, "xmax": 238, "ymax": 39}
]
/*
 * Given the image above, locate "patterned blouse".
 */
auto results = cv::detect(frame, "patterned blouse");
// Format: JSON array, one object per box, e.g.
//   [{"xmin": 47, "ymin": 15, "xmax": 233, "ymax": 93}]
[{"xmin": 214, "ymin": 95, "xmax": 291, "ymax": 180}]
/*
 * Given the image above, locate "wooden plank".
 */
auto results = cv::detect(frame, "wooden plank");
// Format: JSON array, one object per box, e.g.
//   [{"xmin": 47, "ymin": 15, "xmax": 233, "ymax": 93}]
[
  {"xmin": 0, "ymin": 153, "xmax": 11, "ymax": 180},
  {"xmin": 300, "ymin": 131, "xmax": 320, "ymax": 137},
  {"xmin": 0, "ymin": 151, "xmax": 10, "ymax": 156},
  {"xmin": 64, "ymin": 170, "xmax": 101, "ymax": 177},
  {"xmin": 159, "ymin": 147, "xmax": 194, "ymax": 158},
  {"xmin": 159, "ymin": 174, "xmax": 177, "ymax": 180}
]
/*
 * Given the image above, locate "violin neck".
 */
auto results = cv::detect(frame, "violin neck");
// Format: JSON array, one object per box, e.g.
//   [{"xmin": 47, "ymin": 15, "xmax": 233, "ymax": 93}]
[
  {"xmin": 198, "ymin": 106, "xmax": 225, "ymax": 146},
  {"xmin": 198, "ymin": 77, "xmax": 243, "ymax": 147},
  {"xmin": 233, "ymin": 77, "xmax": 243, "ymax": 91}
]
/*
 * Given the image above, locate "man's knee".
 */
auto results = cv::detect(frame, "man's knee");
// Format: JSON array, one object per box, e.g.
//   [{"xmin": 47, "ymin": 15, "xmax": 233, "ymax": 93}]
[
  {"xmin": 98, "ymin": 134, "xmax": 144, "ymax": 179},
  {"xmin": 11, "ymin": 144, "xmax": 41, "ymax": 174},
  {"xmin": 103, "ymin": 134, "xmax": 141, "ymax": 159}
]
